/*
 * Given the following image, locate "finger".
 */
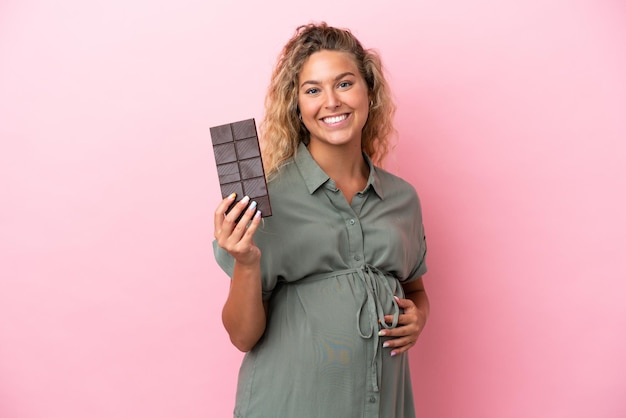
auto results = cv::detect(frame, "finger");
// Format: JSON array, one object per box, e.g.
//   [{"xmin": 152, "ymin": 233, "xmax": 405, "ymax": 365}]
[
  {"xmin": 224, "ymin": 195, "xmax": 251, "ymax": 223},
  {"xmin": 382, "ymin": 334, "xmax": 415, "ymax": 349},
  {"xmin": 228, "ymin": 198, "xmax": 259, "ymax": 242},
  {"xmin": 382, "ymin": 318, "xmax": 401, "ymax": 329},
  {"xmin": 387, "ymin": 339, "xmax": 416, "ymax": 357},
  {"xmin": 380, "ymin": 297, "xmax": 413, "ymax": 326},
  {"xmin": 381, "ymin": 329, "xmax": 419, "ymax": 352},
  {"xmin": 215, "ymin": 193, "xmax": 237, "ymax": 218},
  {"xmin": 242, "ymin": 207, "xmax": 263, "ymax": 237},
  {"xmin": 221, "ymin": 195, "xmax": 252, "ymax": 241},
  {"xmin": 394, "ymin": 296, "xmax": 416, "ymax": 310},
  {"xmin": 389, "ymin": 313, "xmax": 419, "ymax": 327},
  {"xmin": 214, "ymin": 193, "xmax": 237, "ymax": 237},
  {"xmin": 379, "ymin": 322, "xmax": 419, "ymax": 339},
  {"xmin": 383, "ymin": 314, "xmax": 397, "ymax": 325},
  {"xmin": 383, "ymin": 312, "xmax": 417, "ymax": 326}
]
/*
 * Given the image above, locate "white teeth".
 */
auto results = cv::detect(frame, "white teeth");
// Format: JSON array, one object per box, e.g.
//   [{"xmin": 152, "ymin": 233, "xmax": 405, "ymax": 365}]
[{"xmin": 323, "ymin": 114, "xmax": 348, "ymax": 124}]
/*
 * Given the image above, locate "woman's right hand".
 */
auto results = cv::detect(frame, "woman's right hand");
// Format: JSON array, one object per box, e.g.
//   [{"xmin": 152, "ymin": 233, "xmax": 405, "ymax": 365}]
[
  {"xmin": 216, "ymin": 193, "xmax": 266, "ymax": 352},
  {"xmin": 214, "ymin": 193, "xmax": 263, "ymax": 266}
]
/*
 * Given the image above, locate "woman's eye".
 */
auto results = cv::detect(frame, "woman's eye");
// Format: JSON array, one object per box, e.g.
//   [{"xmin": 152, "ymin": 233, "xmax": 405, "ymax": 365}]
[
  {"xmin": 305, "ymin": 88, "xmax": 319, "ymax": 94},
  {"xmin": 338, "ymin": 81, "xmax": 352, "ymax": 88}
]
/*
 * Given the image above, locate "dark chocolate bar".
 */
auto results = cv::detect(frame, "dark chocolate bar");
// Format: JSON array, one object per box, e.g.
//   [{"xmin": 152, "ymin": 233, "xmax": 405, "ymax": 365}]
[{"xmin": 209, "ymin": 118, "xmax": 272, "ymax": 217}]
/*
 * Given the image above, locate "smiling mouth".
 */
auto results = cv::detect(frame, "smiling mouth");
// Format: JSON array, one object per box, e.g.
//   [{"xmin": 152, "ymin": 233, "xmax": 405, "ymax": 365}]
[{"xmin": 322, "ymin": 114, "xmax": 349, "ymax": 125}]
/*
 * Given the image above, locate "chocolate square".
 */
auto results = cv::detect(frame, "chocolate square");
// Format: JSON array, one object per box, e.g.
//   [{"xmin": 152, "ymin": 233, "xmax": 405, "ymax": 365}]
[
  {"xmin": 232, "ymin": 119, "xmax": 257, "ymax": 140},
  {"xmin": 235, "ymin": 138, "xmax": 261, "ymax": 159},
  {"xmin": 210, "ymin": 118, "xmax": 272, "ymax": 217},
  {"xmin": 243, "ymin": 177, "xmax": 267, "ymax": 199},
  {"xmin": 210, "ymin": 124, "xmax": 233, "ymax": 144},
  {"xmin": 217, "ymin": 162, "xmax": 241, "ymax": 184},
  {"xmin": 240, "ymin": 158, "xmax": 264, "ymax": 180}
]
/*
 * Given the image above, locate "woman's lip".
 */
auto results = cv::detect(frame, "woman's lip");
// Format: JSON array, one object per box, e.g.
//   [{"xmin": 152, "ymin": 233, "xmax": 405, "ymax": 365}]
[{"xmin": 320, "ymin": 113, "xmax": 350, "ymax": 124}]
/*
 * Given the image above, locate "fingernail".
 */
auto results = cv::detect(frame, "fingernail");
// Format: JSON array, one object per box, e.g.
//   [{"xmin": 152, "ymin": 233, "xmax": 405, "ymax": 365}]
[
  {"xmin": 394, "ymin": 296, "xmax": 400, "ymax": 302},
  {"xmin": 248, "ymin": 201, "xmax": 257, "ymax": 211},
  {"xmin": 390, "ymin": 351, "xmax": 397, "ymax": 357},
  {"xmin": 228, "ymin": 193, "xmax": 236, "ymax": 200},
  {"xmin": 382, "ymin": 342, "xmax": 390, "ymax": 348},
  {"xmin": 378, "ymin": 330, "xmax": 386, "ymax": 337},
  {"xmin": 255, "ymin": 210, "xmax": 262, "ymax": 218},
  {"xmin": 240, "ymin": 196, "xmax": 250, "ymax": 205}
]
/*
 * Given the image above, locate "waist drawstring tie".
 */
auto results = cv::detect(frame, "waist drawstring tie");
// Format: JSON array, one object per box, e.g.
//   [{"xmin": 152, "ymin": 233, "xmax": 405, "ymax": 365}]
[{"xmin": 356, "ymin": 265, "xmax": 400, "ymax": 393}]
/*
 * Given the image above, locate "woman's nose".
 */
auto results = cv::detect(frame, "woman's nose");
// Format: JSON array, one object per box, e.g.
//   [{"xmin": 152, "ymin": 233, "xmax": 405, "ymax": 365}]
[{"xmin": 324, "ymin": 90, "xmax": 341, "ymax": 109}]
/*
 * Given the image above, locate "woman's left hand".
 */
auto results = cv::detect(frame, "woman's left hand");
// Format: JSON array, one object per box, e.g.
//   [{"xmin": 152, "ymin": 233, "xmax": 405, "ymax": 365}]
[{"xmin": 379, "ymin": 277, "xmax": 430, "ymax": 356}]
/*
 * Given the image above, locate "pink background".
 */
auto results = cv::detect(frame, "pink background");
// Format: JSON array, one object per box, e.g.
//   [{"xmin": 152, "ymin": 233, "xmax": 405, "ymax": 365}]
[{"xmin": 1, "ymin": 1, "xmax": 625, "ymax": 417}]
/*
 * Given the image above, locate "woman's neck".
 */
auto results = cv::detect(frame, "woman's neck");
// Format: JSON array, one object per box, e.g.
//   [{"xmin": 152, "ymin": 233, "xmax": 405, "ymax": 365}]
[{"xmin": 307, "ymin": 141, "xmax": 369, "ymax": 203}]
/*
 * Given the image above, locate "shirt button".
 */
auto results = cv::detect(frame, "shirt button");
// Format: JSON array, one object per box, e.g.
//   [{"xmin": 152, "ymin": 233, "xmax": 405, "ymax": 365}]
[
  {"xmin": 369, "ymin": 396, "xmax": 376, "ymax": 403},
  {"xmin": 349, "ymin": 219, "xmax": 355, "ymax": 225},
  {"xmin": 354, "ymin": 255, "xmax": 361, "ymax": 261}
]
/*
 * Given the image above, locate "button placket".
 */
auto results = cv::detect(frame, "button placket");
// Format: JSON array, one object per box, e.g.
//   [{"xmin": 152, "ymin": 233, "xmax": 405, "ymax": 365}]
[
  {"xmin": 345, "ymin": 216, "xmax": 364, "ymax": 267},
  {"xmin": 323, "ymin": 186, "xmax": 365, "ymax": 268}
]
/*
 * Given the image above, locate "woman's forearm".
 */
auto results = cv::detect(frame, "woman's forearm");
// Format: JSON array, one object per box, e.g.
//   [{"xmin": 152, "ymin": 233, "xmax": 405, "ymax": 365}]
[{"xmin": 221, "ymin": 261, "xmax": 267, "ymax": 352}]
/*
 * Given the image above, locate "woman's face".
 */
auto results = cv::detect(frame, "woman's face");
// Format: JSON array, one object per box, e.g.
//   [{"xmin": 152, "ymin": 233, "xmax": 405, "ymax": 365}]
[{"xmin": 297, "ymin": 50, "xmax": 370, "ymax": 150}]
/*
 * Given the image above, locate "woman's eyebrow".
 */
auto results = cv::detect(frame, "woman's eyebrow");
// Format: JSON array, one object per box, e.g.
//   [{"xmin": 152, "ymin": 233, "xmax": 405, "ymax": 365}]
[{"xmin": 300, "ymin": 72, "xmax": 356, "ymax": 88}]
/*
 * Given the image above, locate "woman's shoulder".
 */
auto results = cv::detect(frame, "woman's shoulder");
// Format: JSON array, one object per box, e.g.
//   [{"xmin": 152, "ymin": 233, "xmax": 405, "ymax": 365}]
[
  {"xmin": 372, "ymin": 166, "xmax": 425, "ymax": 219},
  {"xmin": 373, "ymin": 165, "xmax": 419, "ymax": 197}
]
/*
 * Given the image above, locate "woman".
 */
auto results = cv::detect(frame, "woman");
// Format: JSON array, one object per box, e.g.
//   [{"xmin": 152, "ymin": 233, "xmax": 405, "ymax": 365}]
[{"xmin": 213, "ymin": 22, "xmax": 429, "ymax": 418}]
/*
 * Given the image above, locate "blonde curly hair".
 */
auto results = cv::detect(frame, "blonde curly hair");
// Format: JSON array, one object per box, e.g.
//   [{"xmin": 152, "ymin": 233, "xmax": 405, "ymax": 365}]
[{"xmin": 261, "ymin": 22, "xmax": 396, "ymax": 178}]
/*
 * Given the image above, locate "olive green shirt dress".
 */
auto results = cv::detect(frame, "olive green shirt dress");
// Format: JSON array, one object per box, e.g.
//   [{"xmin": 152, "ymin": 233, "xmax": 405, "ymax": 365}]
[{"xmin": 213, "ymin": 143, "xmax": 428, "ymax": 418}]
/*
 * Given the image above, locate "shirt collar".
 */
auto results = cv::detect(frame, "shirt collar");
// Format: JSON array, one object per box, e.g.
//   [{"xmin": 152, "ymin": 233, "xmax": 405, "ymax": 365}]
[{"xmin": 294, "ymin": 142, "xmax": 385, "ymax": 199}]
